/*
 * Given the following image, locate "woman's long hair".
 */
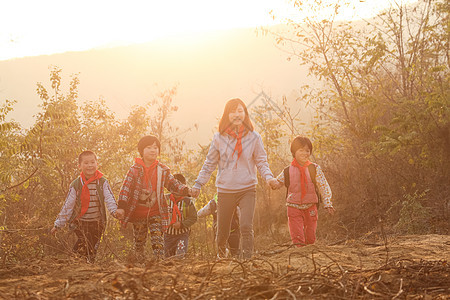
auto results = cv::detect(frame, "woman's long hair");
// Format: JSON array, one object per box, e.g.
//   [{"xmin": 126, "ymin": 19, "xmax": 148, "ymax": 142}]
[{"xmin": 218, "ymin": 98, "xmax": 254, "ymax": 134}]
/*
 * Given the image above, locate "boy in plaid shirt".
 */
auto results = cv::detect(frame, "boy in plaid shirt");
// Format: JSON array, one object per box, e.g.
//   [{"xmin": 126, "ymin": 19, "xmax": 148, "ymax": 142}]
[{"xmin": 118, "ymin": 135, "xmax": 191, "ymax": 260}]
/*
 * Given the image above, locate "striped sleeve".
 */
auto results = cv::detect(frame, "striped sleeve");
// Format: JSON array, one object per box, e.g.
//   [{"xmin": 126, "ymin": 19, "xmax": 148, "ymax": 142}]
[
  {"xmin": 193, "ymin": 133, "xmax": 220, "ymax": 189},
  {"xmin": 164, "ymin": 172, "xmax": 189, "ymax": 196},
  {"xmin": 253, "ymin": 132, "xmax": 274, "ymax": 181},
  {"xmin": 54, "ymin": 187, "xmax": 77, "ymax": 228},
  {"xmin": 118, "ymin": 168, "xmax": 135, "ymax": 209},
  {"xmin": 103, "ymin": 179, "xmax": 118, "ymax": 214}
]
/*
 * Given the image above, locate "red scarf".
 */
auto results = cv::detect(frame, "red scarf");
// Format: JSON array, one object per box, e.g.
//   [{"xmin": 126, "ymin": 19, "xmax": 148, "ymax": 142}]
[
  {"xmin": 291, "ymin": 159, "xmax": 311, "ymax": 199},
  {"xmin": 78, "ymin": 170, "xmax": 103, "ymax": 218},
  {"xmin": 226, "ymin": 125, "xmax": 245, "ymax": 160},
  {"xmin": 135, "ymin": 158, "xmax": 158, "ymax": 191},
  {"xmin": 169, "ymin": 194, "xmax": 183, "ymax": 225}
]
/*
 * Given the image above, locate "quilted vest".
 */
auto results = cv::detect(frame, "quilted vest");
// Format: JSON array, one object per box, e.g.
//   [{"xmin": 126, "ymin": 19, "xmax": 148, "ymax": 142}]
[{"xmin": 286, "ymin": 165, "xmax": 318, "ymax": 205}]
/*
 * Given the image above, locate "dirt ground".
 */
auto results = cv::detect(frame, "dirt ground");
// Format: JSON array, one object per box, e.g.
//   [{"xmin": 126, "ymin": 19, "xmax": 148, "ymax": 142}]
[{"xmin": 0, "ymin": 234, "xmax": 449, "ymax": 299}]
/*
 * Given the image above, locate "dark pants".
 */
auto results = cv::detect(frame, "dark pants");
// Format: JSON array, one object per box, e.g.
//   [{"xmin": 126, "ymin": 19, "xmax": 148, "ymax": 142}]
[
  {"xmin": 217, "ymin": 189, "xmax": 255, "ymax": 259},
  {"xmin": 227, "ymin": 217, "xmax": 241, "ymax": 257},
  {"xmin": 214, "ymin": 211, "xmax": 241, "ymax": 256},
  {"xmin": 73, "ymin": 220, "xmax": 104, "ymax": 262},
  {"xmin": 164, "ymin": 231, "xmax": 189, "ymax": 258}
]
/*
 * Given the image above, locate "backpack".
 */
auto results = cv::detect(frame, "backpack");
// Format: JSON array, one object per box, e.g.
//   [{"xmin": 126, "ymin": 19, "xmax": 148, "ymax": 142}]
[
  {"xmin": 166, "ymin": 194, "xmax": 191, "ymax": 220},
  {"xmin": 283, "ymin": 164, "xmax": 322, "ymax": 205}
]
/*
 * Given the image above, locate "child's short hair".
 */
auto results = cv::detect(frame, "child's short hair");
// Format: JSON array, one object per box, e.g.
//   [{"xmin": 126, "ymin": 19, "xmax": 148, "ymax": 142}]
[
  {"xmin": 173, "ymin": 173, "xmax": 186, "ymax": 185},
  {"xmin": 78, "ymin": 150, "xmax": 97, "ymax": 164},
  {"xmin": 290, "ymin": 136, "xmax": 313, "ymax": 157},
  {"xmin": 138, "ymin": 135, "xmax": 161, "ymax": 157}
]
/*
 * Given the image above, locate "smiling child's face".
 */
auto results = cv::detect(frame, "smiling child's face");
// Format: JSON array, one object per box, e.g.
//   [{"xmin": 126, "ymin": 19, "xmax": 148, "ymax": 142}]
[
  {"xmin": 79, "ymin": 154, "xmax": 98, "ymax": 178},
  {"xmin": 294, "ymin": 145, "xmax": 311, "ymax": 165}
]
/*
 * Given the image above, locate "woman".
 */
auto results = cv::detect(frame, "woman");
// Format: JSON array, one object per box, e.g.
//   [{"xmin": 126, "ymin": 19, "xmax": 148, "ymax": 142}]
[{"xmin": 191, "ymin": 98, "xmax": 278, "ymax": 259}]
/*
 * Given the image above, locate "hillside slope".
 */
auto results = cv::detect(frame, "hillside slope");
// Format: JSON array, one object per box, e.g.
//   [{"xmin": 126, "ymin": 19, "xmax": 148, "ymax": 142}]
[{"xmin": 0, "ymin": 26, "xmax": 309, "ymax": 146}]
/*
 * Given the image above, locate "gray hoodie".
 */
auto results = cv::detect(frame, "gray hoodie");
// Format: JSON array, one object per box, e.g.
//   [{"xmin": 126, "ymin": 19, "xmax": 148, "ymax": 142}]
[{"xmin": 194, "ymin": 131, "xmax": 274, "ymax": 193}]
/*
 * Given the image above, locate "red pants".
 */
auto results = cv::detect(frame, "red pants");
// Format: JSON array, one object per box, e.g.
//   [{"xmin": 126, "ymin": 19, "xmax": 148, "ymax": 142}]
[{"xmin": 287, "ymin": 205, "xmax": 318, "ymax": 247}]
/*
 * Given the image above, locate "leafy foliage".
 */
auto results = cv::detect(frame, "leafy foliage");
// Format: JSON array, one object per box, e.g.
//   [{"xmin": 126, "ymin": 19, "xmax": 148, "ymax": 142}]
[
  {"xmin": 266, "ymin": 0, "xmax": 449, "ymax": 235},
  {"xmin": 0, "ymin": 0, "xmax": 448, "ymax": 264},
  {"xmin": 0, "ymin": 67, "xmax": 197, "ymax": 262}
]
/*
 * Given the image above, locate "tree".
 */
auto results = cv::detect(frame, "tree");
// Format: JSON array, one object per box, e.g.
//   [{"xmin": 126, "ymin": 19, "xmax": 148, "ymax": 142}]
[
  {"xmin": 0, "ymin": 100, "xmax": 23, "ymax": 191},
  {"xmin": 267, "ymin": 0, "xmax": 449, "ymax": 235},
  {"xmin": 0, "ymin": 66, "xmax": 200, "ymax": 262}
]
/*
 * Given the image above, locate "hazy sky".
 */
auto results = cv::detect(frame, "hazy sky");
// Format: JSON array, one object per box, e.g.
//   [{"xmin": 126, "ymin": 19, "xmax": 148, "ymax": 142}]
[{"xmin": 1, "ymin": 0, "xmax": 416, "ymax": 61}]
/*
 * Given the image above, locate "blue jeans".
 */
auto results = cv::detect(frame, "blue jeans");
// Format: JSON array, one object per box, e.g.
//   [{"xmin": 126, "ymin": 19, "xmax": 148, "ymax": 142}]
[{"xmin": 164, "ymin": 231, "xmax": 189, "ymax": 258}]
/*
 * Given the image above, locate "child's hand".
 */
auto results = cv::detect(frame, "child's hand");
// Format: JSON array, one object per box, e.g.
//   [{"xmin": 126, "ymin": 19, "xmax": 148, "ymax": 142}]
[
  {"xmin": 115, "ymin": 209, "xmax": 125, "ymax": 220},
  {"xmin": 191, "ymin": 188, "xmax": 200, "ymax": 198},
  {"xmin": 50, "ymin": 226, "xmax": 58, "ymax": 237},
  {"xmin": 139, "ymin": 189, "xmax": 151, "ymax": 201},
  {"xmin": 267, "ymin": 178, "xmax": 281, "ymax": 190},
  {"xmin": 326, "ymin": 207, "xmax": 335, "ymax": 215}
]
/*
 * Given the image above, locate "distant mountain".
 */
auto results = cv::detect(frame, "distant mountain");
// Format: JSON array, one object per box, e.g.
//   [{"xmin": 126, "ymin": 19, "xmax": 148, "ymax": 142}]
[{"xmin": 0, "ymin": 26, "xmax": 310, "ymax": 146}]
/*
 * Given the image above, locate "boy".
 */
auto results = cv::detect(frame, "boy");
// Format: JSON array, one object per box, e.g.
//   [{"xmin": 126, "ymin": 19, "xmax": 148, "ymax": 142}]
[
  {"xmin": 164, "ymin": 174, "xmax": 197, "ymax": 258},
  {"xmin": 197, "ymin": 194, "xmax": 241, "ymax": 257},
  {"xmin": 272, "ymin": 136, "xmax": 334, "ymax": 247},
  {"xmin": 118, "ymin": 135, "xmax": 191, "ymax": 261},
  {"xmin": 51, "ymin": 150, "xmax": 122, "ymax": 263}
]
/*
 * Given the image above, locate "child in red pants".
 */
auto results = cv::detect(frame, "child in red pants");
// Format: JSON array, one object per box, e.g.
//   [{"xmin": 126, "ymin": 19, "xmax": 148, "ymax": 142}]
[{"xmin": 272, "ymin": 136, "xmax": 335, "ymax": 247}]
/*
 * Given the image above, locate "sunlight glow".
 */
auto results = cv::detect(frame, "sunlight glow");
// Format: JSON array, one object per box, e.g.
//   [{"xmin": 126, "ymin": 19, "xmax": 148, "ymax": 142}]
[{"xmin": 1, "ymin": 0, "xmax": 418, "ymax": 61}]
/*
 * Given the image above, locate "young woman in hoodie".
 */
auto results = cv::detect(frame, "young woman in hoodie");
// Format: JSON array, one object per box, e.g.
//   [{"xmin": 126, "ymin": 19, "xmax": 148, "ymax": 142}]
[{"xmin": 191, "ymin": 98, "xmax": 278, "ymax": 259}]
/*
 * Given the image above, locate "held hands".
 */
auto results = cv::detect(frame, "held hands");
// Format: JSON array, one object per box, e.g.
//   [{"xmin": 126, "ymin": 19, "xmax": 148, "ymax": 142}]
[
  {"xmin": 190, "ymin": 187, "xmax": 200, "ymax": 198},
  {"xmin": 115, "ymin": 209, "xmax": 125, "ymax": 220},
  {"xmin": 267, "ymin": 178, "xmax": 282, "ymax": 190}
]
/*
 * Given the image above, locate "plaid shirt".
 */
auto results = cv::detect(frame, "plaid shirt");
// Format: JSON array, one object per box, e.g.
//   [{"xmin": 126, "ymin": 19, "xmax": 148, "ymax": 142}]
[{"xmin": 118, "ymin": 161, "xmax": 190, "ymax": 231}]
